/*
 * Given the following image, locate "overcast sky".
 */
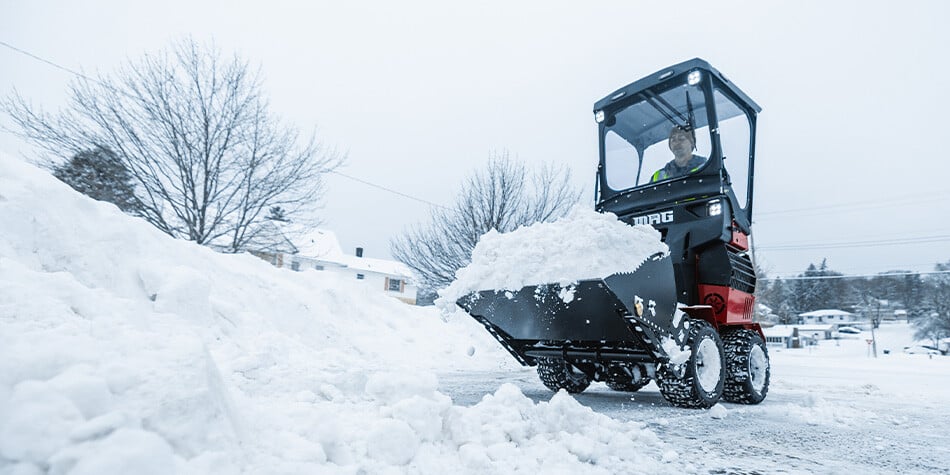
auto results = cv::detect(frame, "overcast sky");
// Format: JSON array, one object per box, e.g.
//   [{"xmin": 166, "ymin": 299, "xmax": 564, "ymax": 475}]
[{"xmin": 2, "ymin": 0, "xmax": 948, "ymax": 278}]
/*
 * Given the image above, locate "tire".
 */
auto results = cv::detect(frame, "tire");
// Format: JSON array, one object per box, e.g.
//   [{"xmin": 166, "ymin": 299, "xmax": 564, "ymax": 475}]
[
  {"xmin": 537, "ymin": 357, "xmax": 591, "ymax": 394},
  {"xmin": 657, "ymin": 319, "xmax": 725, "ymax": 408},
  {"xmin": 605, "ymin": 364, "xmax": 650, "ymax": 392},
  {"xmin": 722, "ymin": 328, "xmax": 770, "ymax": 404}
]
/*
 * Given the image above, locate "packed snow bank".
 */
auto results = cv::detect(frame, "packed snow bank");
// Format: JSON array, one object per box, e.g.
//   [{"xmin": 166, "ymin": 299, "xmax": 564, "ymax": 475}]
[
  {"xmin": 437, "ymin": 207, "xmax": 668, "ymax": 309},
  {"xmin": 0, "ymin": 156, "xmax": 688, "ymax": 474}
]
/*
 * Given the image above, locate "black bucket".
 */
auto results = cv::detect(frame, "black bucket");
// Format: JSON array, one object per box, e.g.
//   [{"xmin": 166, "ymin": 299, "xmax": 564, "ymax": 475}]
[{"xmin": 457, "ymin": 253, "xmax": 682, "ymax": 355}]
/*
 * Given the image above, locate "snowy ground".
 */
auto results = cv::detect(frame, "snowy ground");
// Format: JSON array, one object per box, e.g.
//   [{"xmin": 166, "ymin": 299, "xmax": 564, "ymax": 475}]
[
  {"xmin": 2, "ymin": 154, "xmax": 949, "ymax": 474},
  {"xmin": 440, "ymin": 323, "xmax": 950, "ymax": 474}
]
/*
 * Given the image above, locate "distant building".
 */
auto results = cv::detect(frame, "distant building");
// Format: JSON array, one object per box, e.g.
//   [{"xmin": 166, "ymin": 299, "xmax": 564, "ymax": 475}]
[
  {"xmin": 250, "ymin": 228, "xmax": 418, "ymax": 305},
  {"xmin": 764, "ymin": 324, "xmax": 843, "ymax": 348},
  {"xmin": 797, "ymin": 309, "xmax": 856, "ymax": 325},
  {"xmin": 762, "ymin": 325, "xmax": 796, "ymax": 348}
]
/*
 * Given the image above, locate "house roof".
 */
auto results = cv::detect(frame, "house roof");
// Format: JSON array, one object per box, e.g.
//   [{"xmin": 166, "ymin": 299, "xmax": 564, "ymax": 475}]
[
  {"xmin": 236, "ymin": 219, "xmax": 299, "ymax": 254},
  {"xmin": 799, "ymin": 309, "xmax": 854, "ymax": 317},
  {"xmin": 293, "ymin": 229, "xmax": 414, "ymax": 279},
  {"xmin": 336, "ymin": 254, "xmax": 414, "ymax": 277},
  {"xmin": 762, "ymin": 326, "xmax": 795, "ymax": 337},
  {"xmin": 295, "ymin": 229, "xmax": 345, "ymax": 259},
  {"xmin": 766, "ymin": 324, "xmax": 837, "ymax": 335},
  {"xmin": 793, "ymin": 325, "xmax": 836, "ymax": 332}
]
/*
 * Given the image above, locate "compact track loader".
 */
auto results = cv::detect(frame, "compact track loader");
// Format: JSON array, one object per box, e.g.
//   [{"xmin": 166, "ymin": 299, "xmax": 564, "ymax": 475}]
[{"xmin": 457, "ymin": 59, "xmax": 770, "ymax": 408}]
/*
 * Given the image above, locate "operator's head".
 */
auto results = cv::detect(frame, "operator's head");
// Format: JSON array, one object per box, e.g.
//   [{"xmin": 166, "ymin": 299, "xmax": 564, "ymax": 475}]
[{"xmin": 668, "ymin": 125, "xmax": 695, "ymax": 158}]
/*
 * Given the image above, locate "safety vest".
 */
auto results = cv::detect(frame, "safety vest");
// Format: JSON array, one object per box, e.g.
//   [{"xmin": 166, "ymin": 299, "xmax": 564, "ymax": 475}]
[{"xmin": 651, "ymin": 156, "xmax": 706, "ymax": 182}]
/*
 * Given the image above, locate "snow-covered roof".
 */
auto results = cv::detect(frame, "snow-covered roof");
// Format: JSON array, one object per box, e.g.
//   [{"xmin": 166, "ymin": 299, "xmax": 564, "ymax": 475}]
[
  {"xmin": 768, "ymin": 324, "xmax": 837, "ymax": 334},
  {"xmin": 230, "ymin": 219, "xmax": 298, "ymax": 254},
  {"xmin": 293, "ymin": 229, "xmax": 413, "ymax": 279},
  {"xmin": 762, "ymin": 326, "xmax": 795, "ymax": 337},
  {"xmin": 799, "ymin": 309, "xmax": 854, "ymax": 317},
  {"xmin": 794, "ymin": 325, "xmax": 836, "ymax": 332},
  {"xmin": 336, "ymin": 254, "xmax": 413, "ymax": 278},
  {"xmin": 294, "ymin": 229, "xmax": 345, "ymax": 259}
]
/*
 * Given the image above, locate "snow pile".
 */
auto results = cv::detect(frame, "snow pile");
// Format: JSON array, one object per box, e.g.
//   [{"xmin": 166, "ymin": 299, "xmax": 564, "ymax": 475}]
[
  {"xmin": 0, "ymin": 156, "xmax": 687, "ymax": 474},
  {"xmin": 437, "ymin": 207, "xmax": 668, "ymax": 309}
]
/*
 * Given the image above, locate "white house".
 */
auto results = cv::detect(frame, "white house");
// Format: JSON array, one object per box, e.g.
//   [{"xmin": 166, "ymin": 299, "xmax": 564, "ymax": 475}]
[
  {"xmin": 762, "ymin": 325, "xmax": 795, "ymax": 348},
  {"xmin": 798, "ymin": 309, "xmax": 856, "ymax": 325},
  {"xmin": 251, "ymin": 228, "xmax": 418, "ymax": 305},
  {"xmin": 764, "ymin": 324, "xmax": 839, "ymax": 348}
]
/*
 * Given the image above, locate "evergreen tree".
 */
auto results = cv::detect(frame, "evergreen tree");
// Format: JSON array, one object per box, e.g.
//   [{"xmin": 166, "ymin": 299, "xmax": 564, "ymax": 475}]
[
  {"xmin": 897, "ymin": 272, "xmax": 925, "ymax": 314},
  {"xmin": 761, "ymin": 277, "xmax": 795, "ymax": 324},
  {"xmin": 913, "ymin": 260, "xmax": 950, "ymax": 345},
  {"xmin": 793, "ymin": 259, "xmax": 845, "ymax": 312},
  {"xmin": 53, "ymin": 146, "xmax": 143, "ymax": 214},
  {"xmin": 267, "ymin": 206, "xmax": 288, "ymax": 222}
]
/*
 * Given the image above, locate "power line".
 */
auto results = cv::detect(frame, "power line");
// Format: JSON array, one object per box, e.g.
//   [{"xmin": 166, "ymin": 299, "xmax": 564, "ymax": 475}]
[
  {"xmin": 1, "ymin": 38, "xmax": 451, "ymax": 211},
  {"xmin": 755, "ymin": 190, "xmax": 950, "ymax": 219},
  {"xmin": 756, "ymin": 234, "xmax": 950, "ymax": 251},
  {"xmin": 761, "ymin": 269, "xmax": 950, "ymax": 281},
  {"xmin": 0, "ymin": 39, "xmax": 105, "ymax": 88},
  {"xmin": 330, "ymin": 170, "xmax": 448, "ymax": 210},
  {"xmin": 4, "ymin": 38, "xmax": 944, "ymax": 239}
]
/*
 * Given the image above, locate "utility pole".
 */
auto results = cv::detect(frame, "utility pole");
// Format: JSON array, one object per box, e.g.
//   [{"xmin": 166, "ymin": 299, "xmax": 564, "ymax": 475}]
[{"xmin": 870, "ymin": 298, "xmax": 879, "ymax": 358}]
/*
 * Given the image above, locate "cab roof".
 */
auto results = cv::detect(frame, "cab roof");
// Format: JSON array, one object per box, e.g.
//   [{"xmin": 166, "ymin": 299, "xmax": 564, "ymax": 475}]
[{"xmin": 593, "ymin": 58, "xmax": 761, "ymax": 114}]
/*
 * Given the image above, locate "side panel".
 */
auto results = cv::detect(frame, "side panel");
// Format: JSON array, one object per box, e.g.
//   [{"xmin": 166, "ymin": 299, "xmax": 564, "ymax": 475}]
[{"xmin": 697, "ymin": 284, "xmax": 754, "ymax": 326}]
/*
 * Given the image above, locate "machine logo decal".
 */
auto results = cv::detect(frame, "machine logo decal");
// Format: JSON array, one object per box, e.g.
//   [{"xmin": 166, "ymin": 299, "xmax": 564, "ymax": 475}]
[
  {"xmin": 703, "ymin": 293, "xmax": 726, "ymax": 315},
  {"xmin": 631, "ymin": 210, "xmax": 673, "ymax": 226}
]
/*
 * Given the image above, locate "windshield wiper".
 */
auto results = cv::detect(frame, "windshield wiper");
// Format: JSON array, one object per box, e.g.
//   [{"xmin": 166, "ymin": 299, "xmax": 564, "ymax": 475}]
[{"xmin": 644, "ymin": 89, "xmax": 688, "ymax": 127}]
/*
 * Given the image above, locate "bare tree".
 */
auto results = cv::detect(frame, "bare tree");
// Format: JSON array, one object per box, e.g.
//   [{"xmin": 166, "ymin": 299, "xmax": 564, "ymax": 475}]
[
  {"xmin": 391, "ymin": 151, "xmax": 582, "ymax": 293},
  {"xmin": 4, "ymin": 39, "xmax": 343, "ymax": 252}
]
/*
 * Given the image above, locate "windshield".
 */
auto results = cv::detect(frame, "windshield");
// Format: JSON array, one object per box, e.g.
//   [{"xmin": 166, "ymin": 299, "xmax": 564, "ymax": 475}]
[{"xmin": 603, "ymin": 82, "xmax": 712, "ymax": 191}]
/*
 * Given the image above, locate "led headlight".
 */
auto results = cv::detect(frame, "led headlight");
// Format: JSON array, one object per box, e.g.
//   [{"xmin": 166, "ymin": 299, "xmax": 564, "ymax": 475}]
[
  {"xmin": 707, "ymin": 199, "xmax": 722, "ymax": 216},
  {"xmin": 687, "ymin": 70, "xmax": 702, "ymax": 86},
  {"xmin": 595, "ymin": 110, "xmax": 605, "ymax": 123}
]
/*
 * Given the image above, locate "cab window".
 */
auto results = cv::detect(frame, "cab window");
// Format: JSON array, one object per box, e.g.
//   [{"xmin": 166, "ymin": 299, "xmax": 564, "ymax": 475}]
[
  {"xmin": 714, "ymin": 89, "xmax": 752, "ymax": 208},
  {"xmin": 603, "ymin": 82, "xmax": 712, "ymax": 191}
]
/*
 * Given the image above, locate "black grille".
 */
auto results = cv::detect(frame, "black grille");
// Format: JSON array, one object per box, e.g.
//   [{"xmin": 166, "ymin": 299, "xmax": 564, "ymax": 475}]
[{"xmin": 727, "ymin": 244, "xmax": 756, "ymax": 294}]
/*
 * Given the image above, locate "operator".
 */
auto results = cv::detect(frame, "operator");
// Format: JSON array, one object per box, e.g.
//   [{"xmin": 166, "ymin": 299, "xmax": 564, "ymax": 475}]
[{"xmin": 651, "ymin": 125, "xmax": 707, "ymax": 182}]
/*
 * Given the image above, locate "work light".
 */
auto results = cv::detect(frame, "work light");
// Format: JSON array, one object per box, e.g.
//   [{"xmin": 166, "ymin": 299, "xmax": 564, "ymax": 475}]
[{"xmin": 687, "ymin": 70, "xmax": 702, "ymax": 86}]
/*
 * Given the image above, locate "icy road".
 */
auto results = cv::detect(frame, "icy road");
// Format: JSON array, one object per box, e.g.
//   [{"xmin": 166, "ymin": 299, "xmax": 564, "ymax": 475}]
[{"xmin": 440, "ymin": 330, "xmax": 950, "ymax": 475}]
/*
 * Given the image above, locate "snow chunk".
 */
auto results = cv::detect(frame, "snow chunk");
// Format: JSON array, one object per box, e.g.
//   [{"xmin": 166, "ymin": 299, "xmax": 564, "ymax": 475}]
[
  {"xmin": 0, "ymin": 380, "xmax": 85, "ymax": 463},
  {"xmin": 708, "ymin": 404, "xmax": 728, "ymax": 419},
  {"xmin": 366, "ymin": 419, "xmax": 419, "ymax": 465},
  {"xmin": 390, "ymin": 393, "xmax": 453, "ymax": 441},
  {"xmin": 1, "ymin": 463, "xmax": 44, "ymax": 475},
  {"xmin": 56, "ymin": 428, "xmax": 176, "ymax": 475},
  {"xmin": 69, "ymin": 411, "xmax": 134, "ymax": 442},
  {"xmin": 364, "ymin": 371, "xmax": 439, "ymax": 404},
  {"xmin": 47, "ymin": 366, "xmax": 114, "ymax": 419},
  {"xmin": 437, "ymin": 207, "xmax": 667, "ymax": 309},
  {"xmin": 662, "ymin": 337, "xmax": 691, "ymax": 366},
  {"xmin": 558, "ymin": 285, "xmax": 577, "ymax": 304}
]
